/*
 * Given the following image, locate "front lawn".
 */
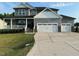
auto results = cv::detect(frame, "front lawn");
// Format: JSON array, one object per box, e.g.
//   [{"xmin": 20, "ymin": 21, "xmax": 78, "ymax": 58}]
[{"xmin": 0, "ymin": 33, "xmax": 35, "ymax": 56}]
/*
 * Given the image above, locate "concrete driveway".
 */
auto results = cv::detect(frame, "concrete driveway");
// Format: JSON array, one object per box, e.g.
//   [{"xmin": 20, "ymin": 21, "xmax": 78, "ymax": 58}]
[{"xmin": 27, "ymin": 32, "xmax": 79, "ymax": 56}]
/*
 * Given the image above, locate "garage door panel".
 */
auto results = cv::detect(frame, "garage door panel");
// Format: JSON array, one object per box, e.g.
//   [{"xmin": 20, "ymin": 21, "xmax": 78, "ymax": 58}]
[
  {"xmin": 52, "ymin": 25, "xmax": 57, "ymax": 32},
  {"xmin": 37, "ymin": 23, "xmax": 58, "ymax": 32}
]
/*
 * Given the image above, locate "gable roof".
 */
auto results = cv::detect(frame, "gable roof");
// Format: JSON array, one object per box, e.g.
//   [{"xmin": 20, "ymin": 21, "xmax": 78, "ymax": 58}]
[
  {"xmin": 35, "ymin": 7, "xmax": 59, "ymax": 11},
  {"xmin": 61, "ymin": 15, "xmax": 76, "ymax": 19},
  {"xmin": 13, "ymin": 3, "xmax": 34, "ymax": 9},
  {"xmin": 34, "ymin": 8, "xmax": 62, "ymax": 18}
]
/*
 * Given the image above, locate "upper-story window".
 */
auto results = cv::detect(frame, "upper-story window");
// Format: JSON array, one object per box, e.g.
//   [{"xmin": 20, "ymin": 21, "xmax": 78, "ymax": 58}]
[
  {"xmin": 30, "ymin": 9, "xmax": 36, "ymax": 15},
  {"xmin": 20, "ymin": 9, "xmax": 26, "ymax": 16},
  {"xmin": 14, "ymin": 8, "xmax": 37, "ymax": 16},
  {"xmin": 15, "ymin": 9, "xmax": 28, "ymax": 16}
]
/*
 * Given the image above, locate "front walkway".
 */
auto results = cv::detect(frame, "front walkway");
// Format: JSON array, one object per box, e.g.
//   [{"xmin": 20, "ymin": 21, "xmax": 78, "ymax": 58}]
[{"xmin": 27, "ymin": 32, "xmax": 79, "ymax": 56}]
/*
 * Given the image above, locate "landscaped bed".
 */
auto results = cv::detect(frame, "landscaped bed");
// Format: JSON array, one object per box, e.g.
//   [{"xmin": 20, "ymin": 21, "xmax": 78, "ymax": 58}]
[{"xmin": 0, "ymin": 33, "xmax": 35, "ymax": 56}]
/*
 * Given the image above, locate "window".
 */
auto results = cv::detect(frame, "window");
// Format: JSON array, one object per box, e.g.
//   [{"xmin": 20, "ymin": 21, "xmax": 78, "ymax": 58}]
[
  {"xmin": 66, "ymin": 24, "xmax": 70, "ymax": 26},
  {"xmin": 20, "ymin": 9, "xmax": 25, "ymax": 16},
  {"xmin": 62, "ymin": 24, "xmax": 65, "ymax": 26},
  {"xmin": 18, "ymin": 20, "xmax": 26, "ymax": 25},
  {"xmin": 25, "ymin": 9, "xmax": 28, "ymax": 16},
  {"xmin": 15, "ymin": 9, "xmax": 29, "ymax": 16},
  {"xmin": 30, "ymin": 9, "xmax": 36, "ymax": 15}
]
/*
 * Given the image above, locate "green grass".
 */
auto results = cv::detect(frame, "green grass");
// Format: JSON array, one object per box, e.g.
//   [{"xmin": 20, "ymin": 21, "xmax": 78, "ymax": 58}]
[{"xmin": 0, "ymin": 33, "xmax": 35, "ymax": 56}]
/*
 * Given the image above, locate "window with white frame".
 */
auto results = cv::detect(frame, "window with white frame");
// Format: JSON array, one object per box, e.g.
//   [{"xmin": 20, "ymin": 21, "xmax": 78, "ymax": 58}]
[
  {"xmin": 30, "ymin": 9, "xmax": 36, "ymax": 15},
  {"xmin": 18, "ymin": 19, "xmax": 26, "ymax": 25},
  {"xmin": 15, "ymin": 9, "xmax": 29, "ymax": 16}
]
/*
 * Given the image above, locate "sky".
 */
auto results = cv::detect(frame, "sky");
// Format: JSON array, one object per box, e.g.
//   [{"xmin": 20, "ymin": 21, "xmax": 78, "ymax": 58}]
[{"xmin": 0, "ymin": 2, "xmax": 79, "ymax": 23}]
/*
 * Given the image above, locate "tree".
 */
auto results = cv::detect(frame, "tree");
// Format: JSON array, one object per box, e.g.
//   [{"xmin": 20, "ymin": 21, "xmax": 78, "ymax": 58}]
[
  {"xmin": 0, "ymin": 12, "xmax": 14, "ymax": 19},
  {"xmin": 10, "ymin": 12, "xmax": 14, "ymax": 16},
  {"xmin": 0, "ymin": 14, "xmax": 4, "ymax": 19},
  {"xmin": 74, "ymin": 22, "xmax": 79, "ymax": 32},
  {"xmin": 74, "ymin": 22, "xmax": 79, "ymax": 26}
]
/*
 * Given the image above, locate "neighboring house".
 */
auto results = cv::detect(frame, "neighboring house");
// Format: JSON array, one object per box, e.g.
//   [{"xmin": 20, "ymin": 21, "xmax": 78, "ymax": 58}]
[
  {"xmin": 0, "ymin": 19, "xmax": 7, "ymax": 29},
  {"xmin": 2, "ymin": 3, "xmax": 75, "ymax": 32}
]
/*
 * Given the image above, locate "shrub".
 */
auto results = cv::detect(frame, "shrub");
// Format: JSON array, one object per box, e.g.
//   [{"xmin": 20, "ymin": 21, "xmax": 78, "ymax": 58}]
[{"xmin": 0, "ymin": 29, "xmax": 24, "ymax": 34}]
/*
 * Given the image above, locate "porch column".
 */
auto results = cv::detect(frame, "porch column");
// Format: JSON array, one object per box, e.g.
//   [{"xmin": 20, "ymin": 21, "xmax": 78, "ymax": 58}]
[
  {"xmin": 33, "ymin": 18, "xmax": 35, "ymax": 32},
  {"xmin": 25, "ymin": 18, "xmax": 27, "ymax": 31},
  {"xmin": 11, "ymin": 18, "xmax": 12, "ymax": 29}
]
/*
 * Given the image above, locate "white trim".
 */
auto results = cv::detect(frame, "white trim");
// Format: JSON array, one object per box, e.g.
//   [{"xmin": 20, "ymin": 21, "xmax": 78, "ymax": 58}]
[
  {"xmin": 34, "ymin": 7, "xmax": 62, "ymax": 19},
  {"xmin": 28, "ymin": 9, "xmax": 30, "ymax": 16},
  {"xmin": 35, "ymin": 9, "xmax": 37, "ymax": 15},
  {"xmin": 37, "ymin": 23, "xmax": 58, "ymax": 24},
  {"xmin": 37, "ymin": 23, "xmax": 58, "ymax": 27},
  {"xmin": 61, "ymin": 23, "xmax": 71, "ymax": 26}
]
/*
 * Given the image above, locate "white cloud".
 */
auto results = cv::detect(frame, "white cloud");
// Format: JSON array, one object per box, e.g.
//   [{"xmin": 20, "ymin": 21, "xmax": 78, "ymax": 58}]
[{"xmin": 49, "ymin": 2, "xmax": 75, "ymax": 7}]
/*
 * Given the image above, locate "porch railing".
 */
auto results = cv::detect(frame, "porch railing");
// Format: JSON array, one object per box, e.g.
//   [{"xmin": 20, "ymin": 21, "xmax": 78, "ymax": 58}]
[{"xmin": 6, "ymin": 25, "xmax": 26, "ymax": 29}]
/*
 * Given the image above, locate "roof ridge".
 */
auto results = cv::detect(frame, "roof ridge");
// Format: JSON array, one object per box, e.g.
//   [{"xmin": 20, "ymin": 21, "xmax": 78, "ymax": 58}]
[
  {"xmin": 35, "ymin": 7, "xmax": 59, "ymax": 11},
  {"xmin": 13, "ymin": 2, "xmax": 34, "ymax": 9}
]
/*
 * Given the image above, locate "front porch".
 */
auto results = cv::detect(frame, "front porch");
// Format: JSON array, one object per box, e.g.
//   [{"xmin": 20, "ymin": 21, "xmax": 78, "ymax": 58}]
[
  {"xmin": 7, "ymin": 25, "xmax": 25, "ymax": 29},
  {"xmin": 3, "ymin": 18, "xmax": 34, "ymax": 32}
]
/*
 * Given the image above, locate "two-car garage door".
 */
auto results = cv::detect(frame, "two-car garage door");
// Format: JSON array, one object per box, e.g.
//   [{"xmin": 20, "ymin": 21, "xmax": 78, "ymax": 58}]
[
  {"xmin": 37, "ymin": 23, "xmax": 58, "ymax": 32},
  {"xmin": 37, "ymin": 23, "xmax": 71, "ymax": 32}
]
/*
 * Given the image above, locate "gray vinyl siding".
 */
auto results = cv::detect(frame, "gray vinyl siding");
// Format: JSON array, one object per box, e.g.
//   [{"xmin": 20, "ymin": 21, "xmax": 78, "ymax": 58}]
[
  {"xmin": 34, "ymin": 18, "xmax": 60, "ymax": 27},
  {"xmin": 62, "ymin": 17, "xmax": 74, "ymax": 26},
  {"xmin": 36, "ymin": 10, "xmax": 58, "ymax": 14}
]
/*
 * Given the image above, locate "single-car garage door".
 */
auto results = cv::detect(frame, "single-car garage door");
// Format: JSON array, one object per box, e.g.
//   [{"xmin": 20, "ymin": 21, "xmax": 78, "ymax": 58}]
[
  {"xmin": 61, "ymin": 23, "xmax": 71, "ymax": 32},
  {"xmin": 37, "ymin": 23, "xmax": 58, "ymax": 32}
]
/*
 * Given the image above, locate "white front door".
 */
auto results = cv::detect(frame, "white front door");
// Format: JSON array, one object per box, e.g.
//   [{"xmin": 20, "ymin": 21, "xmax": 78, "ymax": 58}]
[
  {"xmin": 37, "ymin": 23, "xmax": 58, "ymax": 32},
  {"xmin": 61, "ymin": 23, "xmax": 71, "ymax": 32}
]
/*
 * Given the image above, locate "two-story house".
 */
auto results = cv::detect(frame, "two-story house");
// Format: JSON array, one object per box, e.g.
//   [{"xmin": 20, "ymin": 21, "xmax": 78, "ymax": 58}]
[{"xmin": 3, "ymin": 3, "xmax": 75, "ymax": 32}]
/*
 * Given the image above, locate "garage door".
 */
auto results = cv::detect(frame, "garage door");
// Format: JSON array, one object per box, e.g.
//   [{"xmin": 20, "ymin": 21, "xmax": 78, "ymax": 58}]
[
  {"xmin": 61, "ymin": 23, "xmax": 71, "ymax": 32},
  {"xmin": 37, "ymin": 23, "xmax": 58, "ymax": 32}
]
